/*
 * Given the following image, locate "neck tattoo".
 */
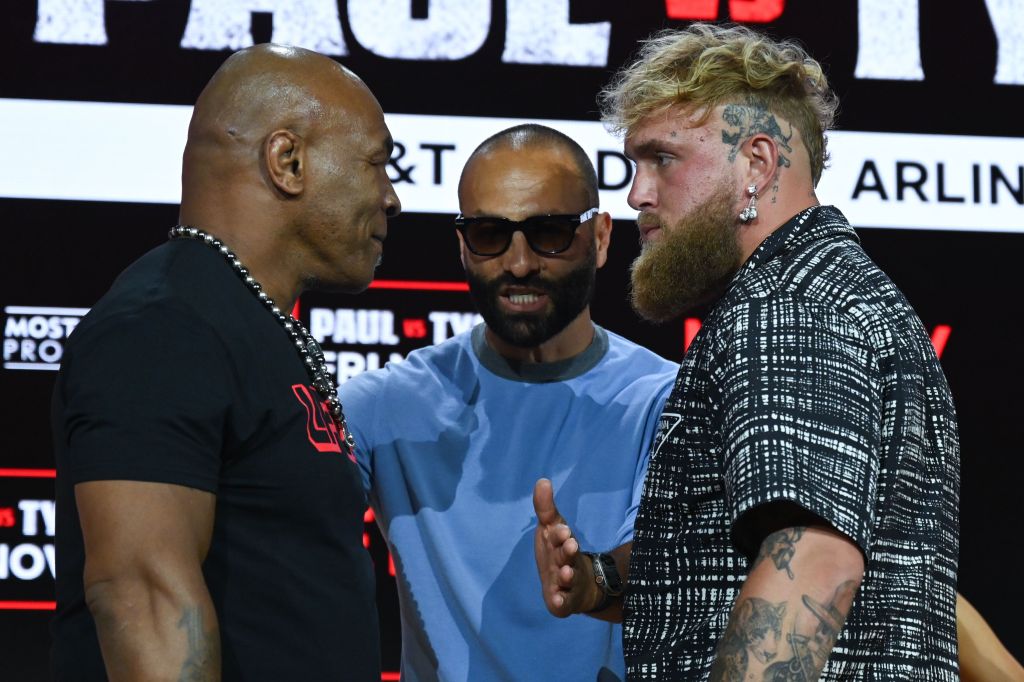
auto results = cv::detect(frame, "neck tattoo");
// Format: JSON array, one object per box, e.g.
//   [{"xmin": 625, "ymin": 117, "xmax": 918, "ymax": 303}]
[{"xmin": 169, "ymin": 225, "xmax": 356, "ymax": 457}]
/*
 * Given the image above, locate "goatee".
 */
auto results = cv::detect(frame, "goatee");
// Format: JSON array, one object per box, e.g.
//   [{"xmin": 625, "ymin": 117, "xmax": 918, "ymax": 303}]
[
  {"xmin": 629, "ymin": 181, "xmax": 743, "ymax": 322},
  {"xmin": 466, "ymin": 240, "xmax": 597, "ymax": 348}
]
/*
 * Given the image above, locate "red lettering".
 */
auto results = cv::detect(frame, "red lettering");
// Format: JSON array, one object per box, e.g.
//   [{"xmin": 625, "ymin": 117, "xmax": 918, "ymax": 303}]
[
  {"xmin": 728, "ymin": 0, "xmax": 785, "ymax": 23},
  {"xmin": 665, "ymin": 0, "xmax": 785, "ymax": 22},
  {"xmin": 403, "ymin": 318, "xmax": 428, "ymax": 338},
  {"xmin": 665, "ymin": 0, "xmax": 718, "ymax": 20},
  {"xmin": 0, "ymin": 507, "xmax": 15, "ymax": 527}
]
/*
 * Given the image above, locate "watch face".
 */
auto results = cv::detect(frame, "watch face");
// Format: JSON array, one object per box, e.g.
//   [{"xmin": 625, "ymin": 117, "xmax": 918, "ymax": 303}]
[{"xmin": 595, "ymin": 552, "xmax": 624, "ymax": 596}]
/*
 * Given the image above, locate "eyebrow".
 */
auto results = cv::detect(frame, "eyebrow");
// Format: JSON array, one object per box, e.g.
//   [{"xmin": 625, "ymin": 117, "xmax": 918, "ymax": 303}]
[
  {"xmin": 383, "ymin": 135, "xmax": 394, "ymax": 159},
  {"xmin": 626, "ymin": 140, "xmax": 665, "ymax": 160}
]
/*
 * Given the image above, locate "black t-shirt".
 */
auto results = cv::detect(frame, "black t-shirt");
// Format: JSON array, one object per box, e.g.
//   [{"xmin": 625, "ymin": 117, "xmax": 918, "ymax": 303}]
[{"xmin": 51, "ymin": 239, "xmax": 379, "ymax": 681}]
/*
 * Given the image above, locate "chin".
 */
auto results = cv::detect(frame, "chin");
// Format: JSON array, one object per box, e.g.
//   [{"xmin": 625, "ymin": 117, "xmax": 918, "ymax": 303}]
[{"xmin": 304, "ymin": 271, "xmax": 374, "ymax": 295}]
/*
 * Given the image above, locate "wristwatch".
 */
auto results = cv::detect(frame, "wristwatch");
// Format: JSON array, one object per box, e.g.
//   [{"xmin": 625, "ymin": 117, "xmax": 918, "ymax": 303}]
[{"xmin": 583, "ymin": 552, "xmax": 623, "ymax": 612}]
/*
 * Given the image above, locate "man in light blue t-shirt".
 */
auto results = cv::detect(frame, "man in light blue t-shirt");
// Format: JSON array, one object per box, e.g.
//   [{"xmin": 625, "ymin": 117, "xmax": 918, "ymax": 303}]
[{"xmin": 340, "ymin": 124, "xmax": 676, "ymax": 681}]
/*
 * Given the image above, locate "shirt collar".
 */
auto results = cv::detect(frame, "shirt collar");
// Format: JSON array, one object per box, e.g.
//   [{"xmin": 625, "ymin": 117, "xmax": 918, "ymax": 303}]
[{"xmin": 732, "ymin": 204, "xmax": 858, "ymax": 281}]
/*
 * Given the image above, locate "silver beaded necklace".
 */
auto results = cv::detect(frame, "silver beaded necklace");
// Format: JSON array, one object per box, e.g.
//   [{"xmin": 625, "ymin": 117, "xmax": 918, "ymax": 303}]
[{"xmin": 169, "ymin": 225, "xmax": 356, "ymax": 457}]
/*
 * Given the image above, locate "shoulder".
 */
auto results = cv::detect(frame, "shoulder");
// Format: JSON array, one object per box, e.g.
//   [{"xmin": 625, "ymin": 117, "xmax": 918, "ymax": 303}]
[
  {"xmin": 592, "ymin": 327, "xmax": 678, "ymax": 399},
  {"xmin": 340, "ymin": 331, "xmax": 476, "ymax": 403},
  {"xmin": 602, "ymin": 328, "xmax": 677, "ymax": 375}
]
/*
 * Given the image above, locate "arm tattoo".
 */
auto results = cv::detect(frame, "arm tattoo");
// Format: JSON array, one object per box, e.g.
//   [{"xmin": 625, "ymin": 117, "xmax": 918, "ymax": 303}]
[
  {"xmin": 710, "ymin": 597, "xmax": 787, "ymax": 681},
  {"xmin": 753, "ymin": 527, "xmax": 806, "ymax": 579},
  {"xmin": 721, "ymin": 100, "xmax": 794, "ymax": 169},
  {"xmin": 762, "ymin": 580, "xmax": 859, "ymax": 681},
  {"xmin": 177, "ymin": 606, "xmax": 219, "ymax": 682}
]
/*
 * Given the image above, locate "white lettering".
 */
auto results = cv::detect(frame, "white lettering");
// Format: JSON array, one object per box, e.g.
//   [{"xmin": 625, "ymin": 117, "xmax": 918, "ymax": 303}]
[
  {"xmin": 60, "ymin": 316, "xmax": 81, "ymax": 337},
  {"xmin": 35, "ymin": 0, "xmax": 107, "ymax": 45},
  {"xmin": 503, "ymin": 0, "xmax": 610, "ymax": 66},
  {"xmin": 309, "ymin": 308, "xmax": 334, "ymax": 343},
  {"xmin": 9, "ymin": 544, "xmax": 47, "ymax": 581},
  {"xmin": 3, "ymin": 339, "xmax": 16, "ymax": 360},
  {"xmin": 4, "ymin": 316, "xmax": 28, "ymax": 338},
  {"xmin": 180, "ymin": 0, "xmax": 347, "ymax": 55},
  {"xmin": 985, "ymin": 0, "xmax": 1024, "ymax": 85},
  {"xmin": 3, "ymin": 315, "xmax": 80, "ymax": 340},
  {"xmin": 428, "ymin": 311, "xmax": 482, "ymax": 343},
  {"xmin": 19, "ymin": 500, "xmax": 57, "ymax": 537},
  {"xmin": 0, "ymin": 543, "xmax": 59, "ymax": 580},
  {"xmin": 854, "ymin": 0, "xmax": 924, "ymax": 80},
  {"xmin": 310, "ymin": 308, "xmax": 401, "ymax": 345},
  {"xmin": 20, "ymin": 340, "xmax": 37, "ymax": 362},
  {"xmin": 34, "ymin": 0, "xmax": 155, "ymax": 46},
  {"xmin": 348, "ymin": 0, "xmax": 490, "ymax": 60},
  {"xmin": 28, "ymin": 316, "xmax": 50, "ymax": 340}
]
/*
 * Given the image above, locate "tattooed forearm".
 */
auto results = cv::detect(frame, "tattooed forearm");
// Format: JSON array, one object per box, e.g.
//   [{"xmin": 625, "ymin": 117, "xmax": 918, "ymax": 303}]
[
  {"xmin": 753, "ymin": 527, "xmax": 806, "ymax": 579},
  {"xmin": 710, "ymin": 597, "xmax": 787, "ymax": 681},
  {"xmin": 721, "ymin": 99, "xmax": 794, "ymax": 169},
  {"xmin": 177, "ymin": 606, "xmax": 219, "ymax": 682},
  {"xmin": 762, "ymin": 580, "xmax": 858, "ymax": 681}
]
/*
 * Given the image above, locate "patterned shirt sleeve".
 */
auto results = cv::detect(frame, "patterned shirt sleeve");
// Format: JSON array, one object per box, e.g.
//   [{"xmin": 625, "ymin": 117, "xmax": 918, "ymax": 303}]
[{"xmin": 713, "ymin": 293, "xmax": 882, "ymax": 559}]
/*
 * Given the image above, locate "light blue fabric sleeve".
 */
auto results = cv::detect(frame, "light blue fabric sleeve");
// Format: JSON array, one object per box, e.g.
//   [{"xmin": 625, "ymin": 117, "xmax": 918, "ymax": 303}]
[{"xmin": 339, "ymin": 370, "xmax": 385, "ymax": 494}]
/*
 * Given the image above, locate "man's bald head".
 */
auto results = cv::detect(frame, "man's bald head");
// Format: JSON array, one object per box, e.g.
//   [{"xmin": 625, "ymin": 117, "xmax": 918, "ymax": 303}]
[
  {"xmin": 459, "ymin": 124, "xmax": 599, "ymax": 209},
  {"xmin": 182, "ymin": 44, "xmax": 374, "ymax": 192},
  {"xmin": 178, "ymin": 44, "xmax": 400, "ymax": 301}
]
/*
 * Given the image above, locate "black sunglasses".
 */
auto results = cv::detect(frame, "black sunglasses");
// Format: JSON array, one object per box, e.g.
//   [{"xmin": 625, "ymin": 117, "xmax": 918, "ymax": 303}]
[{"xmin": 455, "ymin": 208, "xmax": 599, "ymax": 256}]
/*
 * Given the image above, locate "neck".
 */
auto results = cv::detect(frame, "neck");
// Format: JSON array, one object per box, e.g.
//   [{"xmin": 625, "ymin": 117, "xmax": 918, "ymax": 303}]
[
  {"xmin": 484, "ymin": 309, "xmax": 596, "ymax": 364},
  {"xmin": 735, "ymin": 193, "xmax": 819, "ymax": 264},
  {"xmin": 178, "ymin": 214, "xmax": 303, "ymax": 312}
]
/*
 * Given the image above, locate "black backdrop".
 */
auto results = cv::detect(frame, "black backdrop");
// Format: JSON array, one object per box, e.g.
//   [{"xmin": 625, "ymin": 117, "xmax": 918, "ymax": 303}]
[{"xmin": 1, "ymin": 1, "xmax": 1022, "ymax": 679}]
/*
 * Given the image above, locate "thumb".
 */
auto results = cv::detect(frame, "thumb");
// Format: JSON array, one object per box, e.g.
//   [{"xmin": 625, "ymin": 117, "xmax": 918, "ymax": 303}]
[{"xmin": 533, "ymin": 478, "xmax": 563, "ymax": 526}]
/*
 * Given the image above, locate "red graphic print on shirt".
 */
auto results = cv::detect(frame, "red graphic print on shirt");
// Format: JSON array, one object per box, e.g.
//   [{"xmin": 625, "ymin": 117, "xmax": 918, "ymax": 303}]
[{"xmin": 291, "ymin": 383, "xmax": 354, "ymax": 461}]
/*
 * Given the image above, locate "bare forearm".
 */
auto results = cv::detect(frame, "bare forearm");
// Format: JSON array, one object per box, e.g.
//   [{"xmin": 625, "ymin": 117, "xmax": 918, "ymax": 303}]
[
  {"xmin": 710, "ymin": 526, "xmax": 863, "ymax": 681},
  {"xmin": 86, "ymin": 576, "xmax": 220, "ymax": 680}
]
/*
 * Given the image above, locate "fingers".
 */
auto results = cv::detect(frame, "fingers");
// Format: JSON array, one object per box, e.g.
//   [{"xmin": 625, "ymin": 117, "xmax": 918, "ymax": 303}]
[
  {"xmin": 533, "ymin": 478, "xmax": 562, "ymax": 526},
  {"xmin": 533, "ymin": 477, "xmax": 585, "ymax": 618}
]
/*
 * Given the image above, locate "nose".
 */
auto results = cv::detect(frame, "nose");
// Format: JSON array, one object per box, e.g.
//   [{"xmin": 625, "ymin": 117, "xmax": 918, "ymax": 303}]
[
  {"xmin": 383, "ymin": 178, "xmax": 401, "ymax": 218},
  {"xmin": 627, "ymin": 166, "xmax": 655, "ymax": 211},
  {"xmin": 501, "ymin": 230, "xmax": 540, "ymax": 279}
]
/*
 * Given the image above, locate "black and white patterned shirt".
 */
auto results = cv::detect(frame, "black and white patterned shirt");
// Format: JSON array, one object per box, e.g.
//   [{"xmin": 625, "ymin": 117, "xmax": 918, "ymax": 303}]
[{"xmin": 623, "ymin": 206, "xmax": 960, "ymax": 680}]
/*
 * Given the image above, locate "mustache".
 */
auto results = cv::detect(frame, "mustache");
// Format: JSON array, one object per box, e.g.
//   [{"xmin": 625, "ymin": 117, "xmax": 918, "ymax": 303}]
[
  {"xmin": 488, "ymin": 273, "xmax": 556, "ymax": 293},
  {"xmin": 636, "ymin": 213, "xmax": 663, "ymax": 230}
]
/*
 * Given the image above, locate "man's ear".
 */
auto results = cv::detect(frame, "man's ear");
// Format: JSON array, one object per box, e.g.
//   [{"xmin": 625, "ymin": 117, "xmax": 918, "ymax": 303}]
[
  {"xmin": 455, "ymin": 228, "xmax": 467, "ymax": 270},
  {"xmin": 265, "ymin": 129, "xmax": 305, "ymax": 197},
  {"xmin": 742, "ymin": 133, "xmax": 779, "ymax": 192},
  {"xmin": 594, "ymin": 212, "xmax": 613, "ymax": 270}
]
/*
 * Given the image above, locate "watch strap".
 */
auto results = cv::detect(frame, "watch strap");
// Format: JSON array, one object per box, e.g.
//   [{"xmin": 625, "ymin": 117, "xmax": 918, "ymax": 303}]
[{"xmin": 583, "ymin": 551, "xmax": 623, "ymax": 613}]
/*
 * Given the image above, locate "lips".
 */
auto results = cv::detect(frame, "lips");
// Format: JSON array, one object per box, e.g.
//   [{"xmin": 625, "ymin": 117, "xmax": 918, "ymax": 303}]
[
  {"xmin": 499, "ymin": 285, "xmax": 549, "ymax": 312},
  {"xmin": 637, "ymin": 214, "xmax": 663, "ymax": 243}
]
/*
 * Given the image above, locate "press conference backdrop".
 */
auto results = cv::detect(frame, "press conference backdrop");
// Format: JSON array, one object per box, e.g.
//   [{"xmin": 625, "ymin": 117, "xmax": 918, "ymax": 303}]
[{"xmin": 2, "ymin": 1, "xmax": 1022, "ymax": 678}]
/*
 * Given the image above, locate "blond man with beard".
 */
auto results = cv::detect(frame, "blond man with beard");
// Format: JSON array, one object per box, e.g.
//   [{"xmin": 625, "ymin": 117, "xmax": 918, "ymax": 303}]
[{"xmin": 534, "ymin": 23, "xmax": 959, "ymax": 680}]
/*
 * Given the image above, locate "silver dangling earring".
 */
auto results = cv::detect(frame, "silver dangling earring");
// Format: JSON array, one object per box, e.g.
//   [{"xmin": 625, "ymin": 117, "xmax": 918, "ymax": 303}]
[{"xmin": 739, "ymin": 184, "xmax": 758, "ymax": 222}]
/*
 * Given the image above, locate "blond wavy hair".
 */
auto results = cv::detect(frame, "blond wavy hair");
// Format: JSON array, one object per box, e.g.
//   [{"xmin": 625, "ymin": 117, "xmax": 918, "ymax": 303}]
[{"xmin": 599, "ymin": 24, "xmax": 838, "ymax": 185}]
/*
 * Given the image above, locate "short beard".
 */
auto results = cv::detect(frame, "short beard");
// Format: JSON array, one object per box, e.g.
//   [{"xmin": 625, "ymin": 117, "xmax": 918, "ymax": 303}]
[
  {"xmin": 466, "ymin": 240, "xmax": 597, "ymax": 348},
  {"xmin": 629, "ymin": 181, "xmax": 743, "ymax": 323}
]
